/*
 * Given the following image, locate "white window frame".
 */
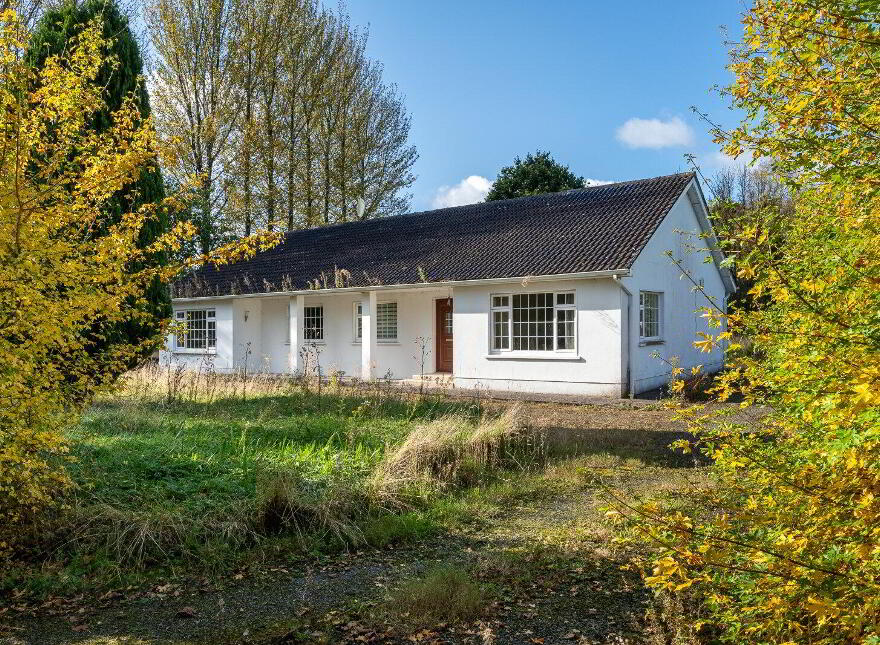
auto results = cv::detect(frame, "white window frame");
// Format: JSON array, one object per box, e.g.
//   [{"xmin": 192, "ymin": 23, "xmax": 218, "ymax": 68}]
[
  {"xmin": 353, "ymin": 301, "xmax": 363, "ymax": 343},
  {"xmin": 376, "ymin": 301, "xmax": 398, "ymax": 343},
  {"xmin": 303, "ymin": 305, "xmax": 324, "ymax": 342},
  {"xmin": 173, "ymin": 307, "xmax": 216, "ymax": 353},
  {"xmin": 490, "ymin": 295, "xmax": 510, "ymax": 351},
  {"xmin": 488, "ymin": 291, "xmax": 576, "ymax": 354},
  {"xmin": 639, "ymin": 291, "xmax": 663, "ymax": 343}
]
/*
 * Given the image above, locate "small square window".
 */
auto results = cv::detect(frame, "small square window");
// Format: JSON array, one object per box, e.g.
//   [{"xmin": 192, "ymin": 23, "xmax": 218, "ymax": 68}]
[
  {"xmin": 377, "ymin": 302, "xmax": 398, "ymax": 341},
  {"xmin": 304, "ymin": 306, "xmax": 324, "ymax": 341},
  {"xmin": 639, "ymin": 292, "xmax": 662, "ymax": 340}
]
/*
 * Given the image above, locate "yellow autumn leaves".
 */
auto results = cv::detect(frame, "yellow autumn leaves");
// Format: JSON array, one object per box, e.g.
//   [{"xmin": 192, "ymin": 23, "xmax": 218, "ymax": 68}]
[
  {"xmin": 608, "ymin": 1, "xmax": 880, "ymax": 642},
  {"xmin": 0, "ymin": 9, "xmax": 279, "ymax": 554}
]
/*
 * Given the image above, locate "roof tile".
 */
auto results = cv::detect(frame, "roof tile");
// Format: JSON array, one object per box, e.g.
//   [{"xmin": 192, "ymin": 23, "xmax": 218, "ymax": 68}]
[{"xmin": 173, "ymin": 172, "xmax": 694, "ymax": 298}]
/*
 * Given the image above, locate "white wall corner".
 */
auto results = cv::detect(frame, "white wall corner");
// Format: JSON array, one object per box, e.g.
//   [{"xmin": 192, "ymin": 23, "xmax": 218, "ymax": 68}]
[{"xmin": 288, "ymin": 295, "xmax": 304, "ymax": 374}]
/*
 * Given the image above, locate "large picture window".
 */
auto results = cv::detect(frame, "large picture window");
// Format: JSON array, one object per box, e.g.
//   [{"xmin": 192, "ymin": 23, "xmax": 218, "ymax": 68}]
[
  {"xmin": 376, "ymin": 302, "xmax": 398, "ymax": 341},
  {"xmin": 490, "ymin": 291, "xmax": 575, "ymax": 353},
  {"xmin": 175, "ymin": 309, "xmax": 216, "ymax": 350},
  {"xmin": 304, "ymin": 306, "xmax": 324, "ymax": 341},
  {"xmin": 639, "ymin": 291, "xmax": 662, "ymax": 341}
]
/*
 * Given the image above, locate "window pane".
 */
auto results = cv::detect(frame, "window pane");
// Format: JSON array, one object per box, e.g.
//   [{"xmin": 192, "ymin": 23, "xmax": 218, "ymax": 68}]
[
  {"xmin": 511, "ymin": 292, "xmax": 554, "ymax": 351},
  {"xmin": 556, "ymin": 308, "xmax": 575, "ymax": 350},
  {"xmin": 377, "ymin": 302, "xmax": 397, "ymax": 340},
  {"xmin": 185, "ymin": 310, "xmax": 206, "ymax": 349},
  {"xmin": 557, "ymin": 292, "xmax": 574, "ymax": 305},
  {"xmin": 207, "ymin": 319, "xmax": 216, "ymax": 348},
  {"xmin": 304, "ymin": 306, "xmax": 323, "ymax": 340},
  {"xmin": 640, "ymin": 292, "xmax": 661, "ymax": 338},
  {"xmin": 492, "ymin": 310, "xmax": 509, "ymax": 350}
]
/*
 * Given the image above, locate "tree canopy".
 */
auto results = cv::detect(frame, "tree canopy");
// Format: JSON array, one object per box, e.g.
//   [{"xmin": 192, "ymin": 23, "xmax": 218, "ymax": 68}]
[
  {"xmin": 27, "ymin": 0, "xmax": 169, "ymax": 370},
  {"xmin": 612, "ymin": 1, "xmax": 880, "ymax": 642},
  {"xmin": 485, "ymin": 151, "xmax": 584, "ymax": 201},
  {"xmin": 147, "ymin": 0, "xmax": 417, "ymax": 254}
]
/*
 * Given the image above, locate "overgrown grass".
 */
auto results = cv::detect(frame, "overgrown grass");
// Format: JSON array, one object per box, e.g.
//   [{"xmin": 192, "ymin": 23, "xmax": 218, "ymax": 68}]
[{"xmin": 2, "ymin": 365, "xmax": 544, "ymax": 598}]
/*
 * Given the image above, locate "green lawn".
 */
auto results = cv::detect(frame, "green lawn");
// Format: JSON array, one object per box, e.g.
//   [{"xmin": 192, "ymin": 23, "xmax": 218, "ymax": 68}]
[{"xmin": 3, "ymin": 382, "xmax": 529, "ymax": 597}]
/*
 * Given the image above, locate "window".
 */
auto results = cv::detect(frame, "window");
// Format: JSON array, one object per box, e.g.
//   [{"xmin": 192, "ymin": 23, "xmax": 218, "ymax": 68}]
[
  {"xmin": 639, "ymin": 291, "xmax": 662, "ymax": 340},
  {"xmin": 376, "ymin": 302, "xmax": 397, "ymax": 341},
  {"xmin": 175, "ymin": 309, "xmax": 216, "ymax": 350},
  {"xmin": 556, "ymin": 292, "xmax": 575, "ymax": 350},
  {"xmin": 490, "ymin": 291, "xmax": 575, "ymax": 352},
  {"xmin": 304, "ymin": 306, "xmax": 323, "ymax": 341},
  {"xmin": 491, "ymin": 295, "xmax": 509, "ymax": 350},
  {"xmin": 353, "ymin": 302, "xmax": 363, "ymax": 341}
]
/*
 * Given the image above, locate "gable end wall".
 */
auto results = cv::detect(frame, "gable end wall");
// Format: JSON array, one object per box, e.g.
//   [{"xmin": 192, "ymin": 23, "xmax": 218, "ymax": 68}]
[{"xmin": 622, "ymin": 186, "xmax": 728, "ymax": 394}]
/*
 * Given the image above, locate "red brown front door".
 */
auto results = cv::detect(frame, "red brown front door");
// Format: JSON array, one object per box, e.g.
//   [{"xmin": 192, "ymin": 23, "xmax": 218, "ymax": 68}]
[{"xmin": 436, "ymin": 298, "xmax": 453, "ymax": 373}]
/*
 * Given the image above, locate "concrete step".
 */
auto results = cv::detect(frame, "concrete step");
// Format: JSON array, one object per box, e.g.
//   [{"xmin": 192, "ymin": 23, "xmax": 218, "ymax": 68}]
[{"xmin": 400, "ymin": 372, "xmax": 455, "ymax": 388}]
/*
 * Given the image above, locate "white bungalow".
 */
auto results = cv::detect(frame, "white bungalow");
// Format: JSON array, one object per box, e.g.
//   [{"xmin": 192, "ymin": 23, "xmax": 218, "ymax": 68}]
[{"xmin": 162, "ymin": 172, "xmax": 735, "ymax": 397}]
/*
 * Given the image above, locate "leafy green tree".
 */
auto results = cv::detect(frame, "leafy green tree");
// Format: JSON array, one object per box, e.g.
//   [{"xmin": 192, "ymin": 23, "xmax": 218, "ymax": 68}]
[
  {"xmin": 26, "ymin": 0, "xmax": 170, "ymax": 370},
  {"xmin": 485, "ymin": 150, "xmax": 584, "ymax": 201}
]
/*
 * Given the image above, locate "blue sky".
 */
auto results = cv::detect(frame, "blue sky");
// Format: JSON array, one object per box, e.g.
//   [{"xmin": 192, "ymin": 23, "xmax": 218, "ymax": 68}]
[{"xmin": 345, "ymin": 1, "xmax": 749, "ymax": 211}]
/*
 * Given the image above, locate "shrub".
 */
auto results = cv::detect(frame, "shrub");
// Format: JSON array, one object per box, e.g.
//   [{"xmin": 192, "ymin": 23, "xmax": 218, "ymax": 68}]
[{"xmin": 610, "ymin": 2, "xmax": 880, "ymax": 642}]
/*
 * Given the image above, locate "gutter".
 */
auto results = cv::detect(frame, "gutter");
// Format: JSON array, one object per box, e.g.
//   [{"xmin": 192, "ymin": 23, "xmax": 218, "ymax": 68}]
[
  {"xmin": 612, "ymin": 274, "xmax": 634, "ymax": 398},
  {"xmin": 171, "ymin": 269, "xmax": 632, "ymax": 303}
]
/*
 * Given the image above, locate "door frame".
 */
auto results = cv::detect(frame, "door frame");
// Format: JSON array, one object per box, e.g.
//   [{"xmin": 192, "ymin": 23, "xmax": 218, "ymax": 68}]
[{"xmin": 433, "ymin": 296, "xmax": 453, "ymax": 373}]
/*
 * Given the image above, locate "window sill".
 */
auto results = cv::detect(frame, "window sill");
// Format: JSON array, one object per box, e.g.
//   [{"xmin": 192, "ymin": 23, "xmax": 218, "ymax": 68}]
[
  {"xmin": 484, "ymin": 353, "xmax": 583, "ymax": 362},
  {"xmin": 173, "ymin": 348, "xmax": 216, "ymax": 355},
  {"xmin": 378, "ymin": 340, "xmax": 400, "ymax": 346},
  {"xmin": 639, "ymin": 339, "xmax": 665, "ymax": 347}
]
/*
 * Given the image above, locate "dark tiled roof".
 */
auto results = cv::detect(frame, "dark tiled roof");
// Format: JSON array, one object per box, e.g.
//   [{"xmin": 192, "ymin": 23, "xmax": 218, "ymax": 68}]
[{"xmin": 173, "ymin": 172, "xmax": 695, "ymax": 298}]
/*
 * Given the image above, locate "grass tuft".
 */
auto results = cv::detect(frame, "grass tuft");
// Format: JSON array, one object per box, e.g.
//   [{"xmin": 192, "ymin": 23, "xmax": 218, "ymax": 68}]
[
  {"xmin": 383, "ymin": 565, "xmax": 489, "ymax": 629},
  {"xmin": 372, "ymin": 404, "xmax": 545, "ymax": 499}
]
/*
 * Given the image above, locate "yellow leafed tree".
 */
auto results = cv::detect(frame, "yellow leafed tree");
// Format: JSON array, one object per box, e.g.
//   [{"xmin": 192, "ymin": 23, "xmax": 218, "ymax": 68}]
[
  {"xmin": 0, "ymin": 9, "xmax": 277, "ymax": 553},
  {"xmin": 610, "ymin": 2, "xmax": 880, "ymax": 642}
]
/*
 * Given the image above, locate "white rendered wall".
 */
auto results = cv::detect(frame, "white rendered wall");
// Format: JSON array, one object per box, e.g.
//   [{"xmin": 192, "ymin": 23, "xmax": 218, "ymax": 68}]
[
  {"xmin": 452, "ymin": 278, "xmax": 624, "ymax": 396},
  {"xmin": 302, "ymin": 288, "xmax": 450, "ymax": 379},
  {"xmin": 621, "ymin": 188, "xmax": 728, "ymax": 394},
  {"xmin": 260, "ymin": 297, "xmax": 289, "ymax": 373},
  {"xmin": 232, "ymin": 298, "xmax": 263, "ymax": 372}
]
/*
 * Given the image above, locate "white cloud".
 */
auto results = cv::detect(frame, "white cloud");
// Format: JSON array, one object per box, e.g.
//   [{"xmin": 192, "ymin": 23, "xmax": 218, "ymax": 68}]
[
  {"xmin": 432, "ymin": 175, "xmax": 492, "ymax": 208},
  {"xmin": 584, "ymin": 178, "xmax": 614, "ymax": 186},
  {"xmin": 616, "ymin": 116, "xmax": 695, "ymax": 149}
]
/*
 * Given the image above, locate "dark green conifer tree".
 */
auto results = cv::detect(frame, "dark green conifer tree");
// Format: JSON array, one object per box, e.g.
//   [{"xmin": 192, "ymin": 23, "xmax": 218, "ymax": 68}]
[{"xmin": 28, "ymin": 0, "xmax": 170, "ymax": 373}]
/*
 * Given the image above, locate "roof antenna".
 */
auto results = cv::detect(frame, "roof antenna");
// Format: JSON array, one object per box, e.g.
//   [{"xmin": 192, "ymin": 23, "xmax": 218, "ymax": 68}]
[{"xmin": 357, "ymin": 197, "xmax": 365, "ymax": 219}]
